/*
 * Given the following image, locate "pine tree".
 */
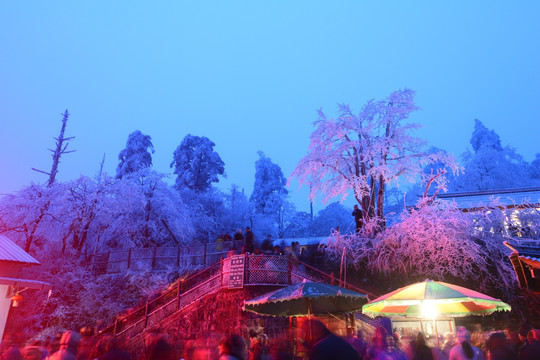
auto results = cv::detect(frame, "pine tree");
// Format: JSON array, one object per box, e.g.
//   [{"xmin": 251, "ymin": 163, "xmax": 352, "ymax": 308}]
[
  {"xmin": 451, "ymin": 120, "xmax": 529, "ymax": 191},
  {"xmin": 170, "ymin": 135, "xmax": 225, "ymax": 192},
  {"xmin": 250, "ymin": 152, "xmax": 288, "ymax": 215},
  {"xmin": 116, "ymin": 130, "xmax": 154, "ymax": 179}
]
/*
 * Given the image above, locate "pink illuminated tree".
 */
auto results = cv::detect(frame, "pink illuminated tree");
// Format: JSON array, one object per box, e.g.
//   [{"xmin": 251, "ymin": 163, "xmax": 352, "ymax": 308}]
[
  {"xmin": 292, "ymin": 89, "xmax": 458, "ymax": 233},
  {"xmin": 324, "ymin": 198, "xmax": 517, "ymax": 295}
]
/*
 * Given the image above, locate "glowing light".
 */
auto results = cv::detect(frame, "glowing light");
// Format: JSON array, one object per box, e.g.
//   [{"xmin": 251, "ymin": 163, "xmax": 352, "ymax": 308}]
[
  {"xmin": 11, "ymin": 293, "xmax": 23, "ymax": 307},
  {"xmin": 422, "ymin": 301, "xmax": 438, "ymax": 319}
]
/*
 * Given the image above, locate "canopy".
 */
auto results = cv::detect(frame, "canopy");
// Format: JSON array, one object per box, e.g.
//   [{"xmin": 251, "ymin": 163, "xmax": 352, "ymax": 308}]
[
  {"xmin": 243, "ymin": 281, "xmax": 368, "ymax": 317},
  {"xmin": 362, "ymin": 280, "xmax": 510, "ymax": 318}
]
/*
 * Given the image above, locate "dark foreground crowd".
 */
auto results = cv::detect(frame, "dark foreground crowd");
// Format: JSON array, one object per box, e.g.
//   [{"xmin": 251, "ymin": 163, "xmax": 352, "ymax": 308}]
[{"xmin": 1, "ymin": 321, "xmax": 539, "ymax": 360}]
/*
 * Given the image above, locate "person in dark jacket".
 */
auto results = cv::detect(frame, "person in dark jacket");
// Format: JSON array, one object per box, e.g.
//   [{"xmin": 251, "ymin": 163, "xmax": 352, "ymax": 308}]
[
  {"xmin": 352, "ymin": 205, "xmax": 363, "ymax": 233},
  {"xmin": 49, "ymin": 330, "xmax": 81, "ymax": 360},
  {"xmin": 301, "ymin": 320, "xmax": 361, "ymax": 360},
  {"xmin": 244, "ymin": 227, "xmax": 254, "ymax": 254},
  {"xmin": 219, "ymin": 334, "xmax": 246, "ymax": 360},
  {"xmin": 261, "ymin": 235, "xmax": 274, "ymax": 254},
  {"xmin": 485, "ymin": 332, "xmax": 518, "ymax": 360},
  {"xmin": 410, "ymin": 333, "xmax": 433, "ymax": 360},
  {"xmin": 99, "ymin": 337, "xmax": 131, "ymax": 360},
  {"xmin": 519, "ymin": 329, "xmax": 540, "ymax": 360},
  {"xmin": 143, "ymin": 333, "xmax": 175, "ymax": 360},
  {"xmin": 0, "ymin": 333, "xmax": 23, "ymax": 360}
]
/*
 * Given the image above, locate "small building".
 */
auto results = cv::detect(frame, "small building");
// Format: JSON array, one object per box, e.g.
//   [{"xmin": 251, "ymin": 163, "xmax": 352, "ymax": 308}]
[
  {"xmin": 504, "ymin": 239, "xmax": 540, "ymax": 294},
  {"xmin": 437, "ymin": 187, "xmax": 540, "ymax": 213},
  {"xmin": 438, "ymin": 187, "xmax": 540, "ymax": 238},
  {"xmin": 436, "ymin": 188, "xmax": 540, "ymax": 299},
  {"xmin": 0, "ymin": 235, "xmax": 52, "ymax": 340}
]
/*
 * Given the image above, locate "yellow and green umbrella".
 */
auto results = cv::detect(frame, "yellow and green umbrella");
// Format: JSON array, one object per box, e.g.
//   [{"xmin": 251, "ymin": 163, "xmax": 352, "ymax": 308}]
[{"xmin": 362, "ymin": 280, "xmax": 511, "ymax": 318}]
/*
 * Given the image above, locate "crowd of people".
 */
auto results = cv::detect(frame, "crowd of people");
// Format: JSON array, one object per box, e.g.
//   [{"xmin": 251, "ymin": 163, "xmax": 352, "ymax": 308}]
[
  {"xmin": 351, "ymin": 324, "xmax": 540, "ymax": 360},
  {"xmin": 1, "ymin": 321, "xmax": 539, "ymax": 360},
  {"xmin": 216, "ymin": 228, "xmax": 315, "ymax": 263}
]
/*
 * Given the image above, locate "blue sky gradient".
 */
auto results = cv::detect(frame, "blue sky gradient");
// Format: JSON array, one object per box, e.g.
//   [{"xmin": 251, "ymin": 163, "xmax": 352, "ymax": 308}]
[{"xmin": 1, "ymin": 1, "xmax": 539, "ymax": 212}]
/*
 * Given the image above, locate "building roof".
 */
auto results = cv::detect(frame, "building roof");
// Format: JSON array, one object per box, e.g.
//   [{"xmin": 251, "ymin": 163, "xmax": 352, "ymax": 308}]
[
  {"xmin": 505, "ymin": 239, "xmax": 540, "ymax": 270},
  {"xmin": 438, "ymin": 187, "xmax": 540, "ymax": 211},
  {"xmin": 0, "ymin": 276, "xmax": 52, "ymax": 291},
  {"xmin": 0, "ymin": 235, "xmax": 40, "ymax": 265}
]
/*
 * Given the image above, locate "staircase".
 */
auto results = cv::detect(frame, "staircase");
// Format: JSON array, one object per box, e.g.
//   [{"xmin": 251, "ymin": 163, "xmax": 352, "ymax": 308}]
[{"xmin": 99, "ymin": 254, "xmax": 375, "ymax": 344}]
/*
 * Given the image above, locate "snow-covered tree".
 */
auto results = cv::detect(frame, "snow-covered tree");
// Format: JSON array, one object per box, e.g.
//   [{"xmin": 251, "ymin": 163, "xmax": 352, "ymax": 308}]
[
  {"xmin": 309, "ymin": 202, "xmax": 355, "ymax": 236},
  {"xmin": 292, "ymin": 89, "xmax": 457, "ymax": 233},
  {"xmin": 170, "ymin": 135, "xmax": 225, "ymax": 193},
  {"xmin": 281, "ymin": 211, "xmax": 312, "ymax": 238},
  {"xmin": 250, "ymin": 152, "xmax": 288, "ymax": 215},
  {"xmin": 528, "ymin": 153, "xmax": 540, "ymax": 184},
  {"xmin": 0, "ymin": 183, "xmax": 67, "ymax": 253},
  {"xmin": 222, "ymin": 185, "xmax": 253, "ymax": 234},
  {"xmin": 116, "ymin": 130, "xmax": 154, "ymax": 179},
  {"xmin": 324, "ymin": 199, "xmax": 517, "ymax": 297},
  {"xmin": 116, "ymin": 169, "xmax": 195, "ymax": 247},
  {"xmin": 60, "ymin": 176, "xmax": 115, "ymax": 254},
  {"xmin": 13, "ymin": 110, "xmax": 75, "ymax": 252},
  {"xmin": 511, "ymin": 204, "xmax": 540, "ymax": 239},
  {"xmin": 277, "ymin": 200, "xmax": 300, "ymax": 239},
  {"xmin": 450, "ymin": 120, "xmax": 530, "ymax": 191}
]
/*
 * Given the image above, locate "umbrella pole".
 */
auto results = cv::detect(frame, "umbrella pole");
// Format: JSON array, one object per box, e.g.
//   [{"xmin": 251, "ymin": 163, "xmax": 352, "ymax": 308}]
[
  {"xmin": 289, "ymin": 316, "xmax": 295, "ymax": 356},
  {"xmin": 433, "ymin": 319, "xmax": 440, "ymax": 347},
  {"xmin": 308, "ymin": 298, "xmax": 312, "ymax": 342}
]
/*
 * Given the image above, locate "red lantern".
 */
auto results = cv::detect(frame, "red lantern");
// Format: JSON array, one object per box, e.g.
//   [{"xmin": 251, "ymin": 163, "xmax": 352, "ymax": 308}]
[{"xmin": 11, "ymin": 293, "xmax": 22, "ymax": 307}]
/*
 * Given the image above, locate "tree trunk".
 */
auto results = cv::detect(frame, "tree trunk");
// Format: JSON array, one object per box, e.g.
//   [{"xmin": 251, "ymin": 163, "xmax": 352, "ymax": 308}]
[
  {"xmin": 48, "ymin": 110, "xmax": 74, "ymax": 186},
  {"xmin": 24, "ymin": 203, "xmax": 49, "ymax": 253},
  {"xmin": 144, "ymin": 199, "xmax": 152, "ymax": 247},
  {"xmin": 368, "ymin": 176, "xmax": 376, "ymax": 218},
  {"xmin": 76, "ymin": 218, "xmax": 94, "ymax": 253},
  {"xmin": 27, "ymin": 110, "xmax": 74, "ymax": 252},
  {"xmin": 377, "ymin": 175, "xmax": 386, "ymax": 229}
]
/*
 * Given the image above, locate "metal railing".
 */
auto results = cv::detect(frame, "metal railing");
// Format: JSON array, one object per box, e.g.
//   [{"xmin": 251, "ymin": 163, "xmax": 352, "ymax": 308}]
[
  {"xmin": 90, "ymin": 240, "xmax": 245, "ymax": 274},
  {"xmin": 100, "ymin": 254, "xmax": 375, "ymax": 341}
]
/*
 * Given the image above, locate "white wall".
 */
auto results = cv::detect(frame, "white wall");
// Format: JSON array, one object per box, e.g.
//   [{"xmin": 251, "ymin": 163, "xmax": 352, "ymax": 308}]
[{"xmin": 0, "ymin": 285, "xmax": 13, "ymax": 341}]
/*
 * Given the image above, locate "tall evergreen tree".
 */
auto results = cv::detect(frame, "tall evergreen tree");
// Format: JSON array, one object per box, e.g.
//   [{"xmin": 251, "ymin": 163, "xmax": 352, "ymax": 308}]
[
  {"xmin": 170, "ymin": 135, "xmax": 225, "ymax": 192},
  {"xmin": 116, "ymin": 130, "xmax": 154, "ymax": 179},
  {"xmin": 451, "ymin": 120, "xmax": 529, "ymax": 191},
  {"xmin": 250, "ymin": 151, "xmax": 288, "ymax": 215},
  {"xmin": 470, "ymin": 119, "xmax": 502, "ymax": 152}
]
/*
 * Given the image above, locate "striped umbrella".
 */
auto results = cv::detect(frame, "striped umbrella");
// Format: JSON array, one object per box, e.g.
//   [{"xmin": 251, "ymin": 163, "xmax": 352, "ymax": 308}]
[
  {"xmin": 362, "ymin": 280, "xmax": 511, "ymax": 318},
  {"xmin": 243, "ymin": 281, "xmax": 368, "ymax": 317}
]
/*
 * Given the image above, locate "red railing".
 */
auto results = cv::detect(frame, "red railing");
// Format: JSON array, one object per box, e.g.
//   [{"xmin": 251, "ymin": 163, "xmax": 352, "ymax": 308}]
[{"xmin": 99, "ymin": 254, "xmax": 375, "ymax": 341}]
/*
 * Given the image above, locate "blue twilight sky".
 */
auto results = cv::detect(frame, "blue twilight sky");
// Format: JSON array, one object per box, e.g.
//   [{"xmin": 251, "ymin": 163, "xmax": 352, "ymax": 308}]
[{"xmin": 1, "ymin": 1, "xmax": 539, "ymax": 212}]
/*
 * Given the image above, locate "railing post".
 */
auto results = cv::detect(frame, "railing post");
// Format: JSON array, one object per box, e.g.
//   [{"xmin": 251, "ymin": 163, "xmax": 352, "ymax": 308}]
[
  {"xmin": 244, "ymin": 253, "xmax": 248, "ymax": 285},
  {"xmin": 151, "ymin": 247, "xmax": 157, "ymax": 270},
  {"xmin": 330, "ymin": 272, "xmax": 334, "ymax": 285},
  {"xmin": 288, "ymin": 256, "xmax": 292, "ymax": 285},
  {"xmin": 106, "ymin": 251, "xmax": 111, "ymax": 274},
  {"xmin": 144, "ymin": 301, "xmax": 149, "ymax": 328},
  {"xmin": 350, "ymin": 312, "xmax": 356, "ymax": 336},
  {"xmin": 177, "ymin": 281, "xmax": 182, "ymax": 310},
  {"xmin": 204, "ymin": 243, "xmax": 207, "ymax": 266},
  {"xmin": 220, "ymin": 257, "xmax": 223, "ymax": 288},
  {"xmin": 113, "ymin": 318, "xmax": 118, "ymax": 336},
  {"xmin": 127, "ymin": 248, "xmax": 132, "ymax": 270}
]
